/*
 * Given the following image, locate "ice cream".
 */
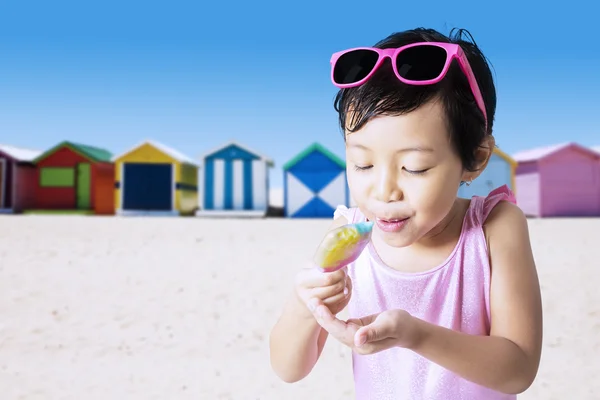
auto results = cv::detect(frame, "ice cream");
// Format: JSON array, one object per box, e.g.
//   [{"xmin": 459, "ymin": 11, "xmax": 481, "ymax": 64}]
[{"xmin": 313, "ymin": 221, "xmax": 374, "ymax": 273}]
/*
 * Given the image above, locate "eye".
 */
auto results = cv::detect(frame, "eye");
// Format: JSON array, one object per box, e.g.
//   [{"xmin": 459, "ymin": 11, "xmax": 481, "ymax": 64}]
[
  {"xmin": 354, "ymin": 165, "xmax": 372, "ymax": 171},
  {"xmin": 404, "ymin": 167, "xmax": 429, "ymax": 175}
]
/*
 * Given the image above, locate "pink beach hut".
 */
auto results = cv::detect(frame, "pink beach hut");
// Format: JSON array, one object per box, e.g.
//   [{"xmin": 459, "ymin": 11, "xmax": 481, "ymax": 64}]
[{"xmin": 513, "ymin": 142, "xmax": 600, "ymax": 217}]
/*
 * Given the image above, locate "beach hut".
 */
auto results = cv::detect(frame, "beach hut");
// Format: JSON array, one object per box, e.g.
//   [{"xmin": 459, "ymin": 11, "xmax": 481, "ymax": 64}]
[
  {"xmin": 0, "ymin": 144, "xmax": 42, "ymax": 213},
  {"xmin": 196, "ymin": 141, "xmax": 274, "ymax": 217},
  {"xmin": 457, "ymin": 147, "xmax": 517, "ymax": 199},
  {"xmin": 283, "ymin": 142, "xmax": 349, "ymax": 218},
  {"xmin": 32, "ymin": 141, "xmax": 115, "ymax": 214},
  {"xmin": 513, "ymin": 142, "xmax": 600, "ymax": 217},
  {"xmin": 113, "ymin": 140, "xmax": 198, "ymax": 216}
]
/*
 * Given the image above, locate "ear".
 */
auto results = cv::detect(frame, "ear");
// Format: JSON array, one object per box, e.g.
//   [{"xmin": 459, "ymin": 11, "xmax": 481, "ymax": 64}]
[{"xmin": 461, "ymin": 135, "xmax": 496, "ymax": 182}]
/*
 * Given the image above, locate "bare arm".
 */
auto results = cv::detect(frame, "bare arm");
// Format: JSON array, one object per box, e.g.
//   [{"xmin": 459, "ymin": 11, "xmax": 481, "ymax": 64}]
[
  {"xmin": 269, "ymin": 293, "xmax": 330, "ymax": 382},
  {"xmin": 269, "ymin": 215, "xmax": 349, "ymax": 383},
  {"xmin": 408, "ymin": 201, "xmax": 543, "ymax": 394}
]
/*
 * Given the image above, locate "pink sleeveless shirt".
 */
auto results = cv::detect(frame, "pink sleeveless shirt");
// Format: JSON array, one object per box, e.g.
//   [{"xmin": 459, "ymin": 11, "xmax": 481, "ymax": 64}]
[{"xmin": 333, "ymin": 185, "xmax": 517, "ymax": 400}]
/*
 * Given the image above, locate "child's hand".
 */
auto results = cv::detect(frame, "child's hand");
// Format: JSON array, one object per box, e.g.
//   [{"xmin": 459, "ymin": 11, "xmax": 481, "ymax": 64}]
[
  {"xmin": 308, "ymin": 297, "xmax": 420, "ymax": 355},
  {"xmin": 294, "ymin": 265, "xmax": 352, "ymax": 319}
]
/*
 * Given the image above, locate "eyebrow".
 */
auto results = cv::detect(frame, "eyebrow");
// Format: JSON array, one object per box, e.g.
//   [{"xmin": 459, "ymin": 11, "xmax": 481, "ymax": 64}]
[{"xmin": 348, "ymin": 143, "xmax": 435, "ymax": 153}]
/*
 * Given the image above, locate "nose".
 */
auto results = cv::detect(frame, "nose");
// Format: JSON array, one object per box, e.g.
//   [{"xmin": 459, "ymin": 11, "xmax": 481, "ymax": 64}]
[{"xmin": 375, "ymin": 167, "xmax": 402, "ymax": 203}]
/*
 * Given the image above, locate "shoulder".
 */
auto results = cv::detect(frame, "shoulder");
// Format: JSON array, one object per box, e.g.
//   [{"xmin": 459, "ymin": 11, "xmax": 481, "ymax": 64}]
[
  {"xmin": 477, "ymin": 185, "xmax": 534, "ymax": 270},
  {"xmin": 484, "ymin": 199, "xmax": 527, "ymax": 232},
  {"xmin": 483, "ymin": 199, "xmax": 529, "ymax": 249},
  {"xmin": 477, "ymin": 185, "xmax": 523, "ymax": 243},
  {"xmin": 481, "ymin": 194, "xmax": 536, "ymax": 281}
]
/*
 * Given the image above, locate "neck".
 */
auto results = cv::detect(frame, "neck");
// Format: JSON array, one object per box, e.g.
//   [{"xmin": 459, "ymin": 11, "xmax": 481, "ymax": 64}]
[{"xmin": 417, "ymin": 198, "xmax": 467, "ymax": 248}]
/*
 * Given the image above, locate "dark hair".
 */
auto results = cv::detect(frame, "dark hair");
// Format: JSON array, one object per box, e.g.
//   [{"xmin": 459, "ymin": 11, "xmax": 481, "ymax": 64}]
[{"xmin": 333, "ymin": 27, "xmax": 497, "ymax": 173}]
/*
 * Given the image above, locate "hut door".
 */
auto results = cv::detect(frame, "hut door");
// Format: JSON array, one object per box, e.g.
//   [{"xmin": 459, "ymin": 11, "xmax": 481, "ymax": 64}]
[
  {"xmin": 0, "ymin": 159, "xmax": 5, "ymax": 209},
  {"xmin": 76, "ymin": 163, "xmax": 91, "ymax": 209}
]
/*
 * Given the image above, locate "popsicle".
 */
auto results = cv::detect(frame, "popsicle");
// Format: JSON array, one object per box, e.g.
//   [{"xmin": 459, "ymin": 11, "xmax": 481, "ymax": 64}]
[{"xmin": 313, "ymin": 220, "xmax": 374, "ymax": 273}]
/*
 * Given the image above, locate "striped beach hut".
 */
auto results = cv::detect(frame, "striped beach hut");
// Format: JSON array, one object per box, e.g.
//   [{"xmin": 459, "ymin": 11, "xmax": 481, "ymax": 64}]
[
  {"xmin": 0, "ymin": 144, "xmax": 42, "ymax": 213},
  {"xmin": 283, "ymin": 142, "xmax": 349, "ymax": 218},
  {"xmin": 197, "ymin": 141, "xmax": 273, "ymax": 217},
  {"xmin": 113, "ymin": 140, "xmax": 199, "ymax": 216},
  {"xmin": 458, "ymin": 147, "xmax": 517, "ymax": 199},
  {"xmin": 513, "ymin": 142, "xmax": 600, "ymax": 217},
  {"xmin": 31, "ymin": 141, "xmax": 115, "ymax": 215}
]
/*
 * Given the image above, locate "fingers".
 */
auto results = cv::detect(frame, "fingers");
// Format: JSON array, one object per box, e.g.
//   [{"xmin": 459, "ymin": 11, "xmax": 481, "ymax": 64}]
[
  {"xmin": 355, "ymin": 326, "xmax": 374, "ymax": 347},
  {"xmin": 298, "ymin": 265, "xmax": 347, "ymax": 289},
  {"xmin": 322, "ymin": 278, "xmax": 353, "ymax": 308},
  {"xmin": 354, "ymin": 313, "xmax": 394, "ymax": 347},
  {"xmin": 312, "ymin": 301, "xmax": 357, "ymax": 346},
  {"xmin": 353, "ymin": 337, "xmax": 399, "ymax": 355},
  {"xmin": 310, "ymin": 278, "xmax": 346, "ymax": 299},
  {"xmin": 296, "ymin": 264, "xmax": 351, "ymax": 315},
  {"xmin": 322, "ymin": 288, "xmax": 347, "ymax": 305}
]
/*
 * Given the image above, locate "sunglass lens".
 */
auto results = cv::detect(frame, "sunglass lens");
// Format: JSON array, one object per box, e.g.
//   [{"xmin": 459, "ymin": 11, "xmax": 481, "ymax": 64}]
[
  {"xmin": 395, "ymin": 45, "xmax": 447, "ymax": 81},
  {"xmin": 333, "ymin": 49, "xmax": 379, "ymax": 84}
]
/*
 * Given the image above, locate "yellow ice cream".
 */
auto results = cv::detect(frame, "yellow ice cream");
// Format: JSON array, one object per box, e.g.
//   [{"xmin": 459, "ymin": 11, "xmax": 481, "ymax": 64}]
[
  {"xmin": 320, "ymin": 228, "xmax": 361, "ymax": 267},
  {"xmin": 314, "ymin": 221, "xmax": 374, "ymax": 272}
]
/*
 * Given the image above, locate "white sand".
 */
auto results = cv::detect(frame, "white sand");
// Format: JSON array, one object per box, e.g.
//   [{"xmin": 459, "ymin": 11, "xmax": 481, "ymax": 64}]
[{"xmin": 0, "ymin": 215, "xmax": 598, "ymax": 399}]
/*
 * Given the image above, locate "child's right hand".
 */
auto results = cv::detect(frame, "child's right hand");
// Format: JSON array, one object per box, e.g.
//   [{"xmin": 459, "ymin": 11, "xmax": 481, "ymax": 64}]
[{"xmin": 294, "ymin": 265, "xmax": 352, "ymax": 319}]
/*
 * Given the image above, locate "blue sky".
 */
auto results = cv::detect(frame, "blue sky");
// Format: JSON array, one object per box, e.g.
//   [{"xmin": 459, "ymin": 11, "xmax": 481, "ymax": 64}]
[{"xmin": 1, "ymin": 0, "xmax": 598, "ymax": 190}]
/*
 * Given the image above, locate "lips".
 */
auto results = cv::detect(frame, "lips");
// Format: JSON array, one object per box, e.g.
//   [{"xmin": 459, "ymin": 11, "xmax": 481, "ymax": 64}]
[{"xmin": 374, "ymin": 216, "xmax": 410, "ymax": 233}]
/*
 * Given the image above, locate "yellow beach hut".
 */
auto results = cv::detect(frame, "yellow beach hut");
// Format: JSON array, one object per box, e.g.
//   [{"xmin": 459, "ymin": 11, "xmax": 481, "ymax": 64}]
[
  {"xmin": 112, "ymin": 140, "xmax": 198, "ymax": 216},
  {"xmin": 457, "ymin": 146, "xmax": 517, "ymax": 199}
]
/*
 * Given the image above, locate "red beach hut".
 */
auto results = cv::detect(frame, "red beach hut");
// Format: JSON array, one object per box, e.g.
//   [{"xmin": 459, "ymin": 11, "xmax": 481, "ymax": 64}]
[{"xmin": 32, "ymin": 141, "xmax": 115, "ymax": 214}]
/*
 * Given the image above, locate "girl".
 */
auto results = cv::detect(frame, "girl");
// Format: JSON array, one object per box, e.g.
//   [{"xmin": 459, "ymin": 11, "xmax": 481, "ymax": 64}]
[{"xmin": 269, "ymin": 27, "xmax": 543, "ymax": 399}]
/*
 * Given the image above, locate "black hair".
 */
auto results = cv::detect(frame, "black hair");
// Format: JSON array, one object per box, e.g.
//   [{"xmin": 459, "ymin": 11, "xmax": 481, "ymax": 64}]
[{"xmin": 334, "ymin": 27, "xmax": 497, "ymax": 173}]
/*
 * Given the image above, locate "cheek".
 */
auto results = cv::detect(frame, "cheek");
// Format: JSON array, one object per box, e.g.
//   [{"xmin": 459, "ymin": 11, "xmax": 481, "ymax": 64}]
[
  {"xmin": 410, "ymin": 172, "xmax": 460, "ymax": 214},
  {"xmin": 347, "ymin": 172, "xmax": 362, "ymax": 195},
  {"xmin": 347, "ymin": 171, "xmax": 370, "ymax": 203}
]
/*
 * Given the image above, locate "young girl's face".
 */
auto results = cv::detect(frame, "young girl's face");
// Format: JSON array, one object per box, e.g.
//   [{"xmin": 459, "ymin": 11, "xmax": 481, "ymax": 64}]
[{"xmin": 345, "ymin": 99, "xmax": 470, "ymax": 248}]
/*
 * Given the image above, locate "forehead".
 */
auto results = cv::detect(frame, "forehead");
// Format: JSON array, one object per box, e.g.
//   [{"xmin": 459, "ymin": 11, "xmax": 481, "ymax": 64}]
[{"xmin": 345, "ymin": 100, "xmax": 450, "ymax": 150}]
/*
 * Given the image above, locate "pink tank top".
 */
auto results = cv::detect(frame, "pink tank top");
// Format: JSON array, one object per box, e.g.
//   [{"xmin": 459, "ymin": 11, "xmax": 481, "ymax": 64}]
[{"xmin": 333, "ymin": 185, "xmax": 517, "ymax": 400}]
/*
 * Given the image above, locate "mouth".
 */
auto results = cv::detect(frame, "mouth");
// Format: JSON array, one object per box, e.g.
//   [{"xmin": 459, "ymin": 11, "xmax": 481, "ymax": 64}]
[{"xmin": 374, "ymin": 216, "xmax": 410, "ymax": 233}]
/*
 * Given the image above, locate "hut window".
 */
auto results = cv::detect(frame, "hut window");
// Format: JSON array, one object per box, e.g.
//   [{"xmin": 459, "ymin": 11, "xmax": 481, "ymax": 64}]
[{"xmin": 40, "ymin": 167, "xmax": 75, "ymax": 187}]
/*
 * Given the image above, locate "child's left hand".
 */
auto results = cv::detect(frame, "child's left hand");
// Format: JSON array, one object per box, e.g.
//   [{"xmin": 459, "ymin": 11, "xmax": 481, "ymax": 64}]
[{"xmin": 308, "ymin": 298, "xmax": 420, "ymax": 355}]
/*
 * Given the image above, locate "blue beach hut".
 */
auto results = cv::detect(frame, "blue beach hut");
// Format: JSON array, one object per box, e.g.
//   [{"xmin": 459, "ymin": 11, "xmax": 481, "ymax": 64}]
[
  {"xmin": 197, "ymin": 141, "xmax": 274, "ymax": 217},
  {"xmin": 283, "ymin": 142, "xmax": 349, "ymax": 218},
  {"xmin": 457, "ymin": 147, "xmax": 517, "ymax": 199}
]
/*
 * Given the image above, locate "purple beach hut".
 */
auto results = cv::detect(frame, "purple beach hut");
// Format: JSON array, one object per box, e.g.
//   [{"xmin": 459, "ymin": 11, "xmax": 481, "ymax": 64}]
[{"xmin": 513, "ymin": 142, "xmax": 600, "ymax": 217}]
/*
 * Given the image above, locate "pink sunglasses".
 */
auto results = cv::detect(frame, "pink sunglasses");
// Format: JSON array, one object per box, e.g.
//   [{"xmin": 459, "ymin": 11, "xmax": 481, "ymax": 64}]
[{"xmin": 330, "ymin": 42, "xmax": 488, "ymax": 129}]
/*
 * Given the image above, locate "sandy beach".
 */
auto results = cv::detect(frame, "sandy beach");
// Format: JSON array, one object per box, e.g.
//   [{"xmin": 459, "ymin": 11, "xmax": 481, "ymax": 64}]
[{"xmin": 0, "ymin": 215, "xmax": 598, "ymax": 399}]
